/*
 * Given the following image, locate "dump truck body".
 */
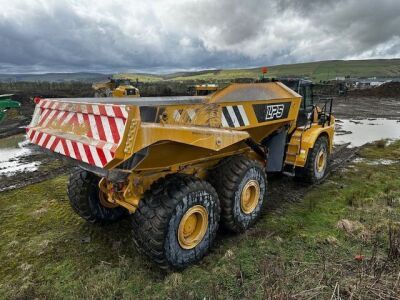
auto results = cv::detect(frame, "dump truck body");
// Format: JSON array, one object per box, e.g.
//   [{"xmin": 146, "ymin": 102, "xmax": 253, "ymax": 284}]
[
  {"xmin": 28, "ymin": 83, "xmax": 303, "ymax": 172},
  {"xmin": 27, "ymin": 82, "xmax": 334, "ymax": 269}
]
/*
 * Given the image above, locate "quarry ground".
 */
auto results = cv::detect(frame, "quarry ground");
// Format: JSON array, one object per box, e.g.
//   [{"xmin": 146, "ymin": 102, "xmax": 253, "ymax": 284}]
[
  {"xmin": 334, "ymin": 96, "xmax": 400, "ymax": 119},
  {"xmin": 0, "ymin": 141, "xmax": 399, "ymax": 299},
  {"xmin": 0, "ymin": 91, "xmax": 400, "ymax": 299}
]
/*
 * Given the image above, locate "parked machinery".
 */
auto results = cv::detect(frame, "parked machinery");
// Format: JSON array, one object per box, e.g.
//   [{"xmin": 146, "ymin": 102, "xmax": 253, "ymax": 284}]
[
  {"xmin": 27, "ymin": 82, "xmax": 334, "ymax": 269},
  {"xmin": 92, "ymin": 78, "xmax": 140, "ymax": 98}
]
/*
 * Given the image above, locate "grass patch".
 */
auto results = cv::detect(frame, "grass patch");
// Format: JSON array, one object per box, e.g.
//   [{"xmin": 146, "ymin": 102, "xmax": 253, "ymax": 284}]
[
  {"xmin": 1, "ymin": 142, "xmax": 400, "ymax": 298},
  {"xmin": 0, "ymin": 134, "xmax": 25, "ymax": 148}
]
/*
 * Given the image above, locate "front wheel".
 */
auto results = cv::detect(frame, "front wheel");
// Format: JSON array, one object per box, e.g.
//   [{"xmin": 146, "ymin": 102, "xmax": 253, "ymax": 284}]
[{"xmin": 296, "ymin": 135, "xmax": 329, "ymax": 183}]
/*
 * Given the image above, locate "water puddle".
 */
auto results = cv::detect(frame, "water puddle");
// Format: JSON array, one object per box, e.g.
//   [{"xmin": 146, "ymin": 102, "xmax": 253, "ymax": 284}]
[
  {"xmin": 0, "ymin": 135, "xmax": 41, "ymax": 177},
  {"xmin": 353, "ymin": 157, "xmax": 398, "ymax": 165},
  {"xmin": 335, "ymin": 119, "xmax": 400, "ymax": 147}
]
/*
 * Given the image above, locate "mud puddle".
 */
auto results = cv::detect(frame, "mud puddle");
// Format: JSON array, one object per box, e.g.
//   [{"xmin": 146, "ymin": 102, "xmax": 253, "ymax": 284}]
[
  {"xmin": 335, "ymin": 118, "xmax": 400, "ymax": 147},
  {"xmin": 353, "ymin": 157, "xmax": 398, "ymax": 165},
  {"xmin": 0, "ymin": 135, "xmax": 40, "ymax": 176},
  {"xmin": 0, "ymin": 134, "xmax": 71, "ymax": 192}
]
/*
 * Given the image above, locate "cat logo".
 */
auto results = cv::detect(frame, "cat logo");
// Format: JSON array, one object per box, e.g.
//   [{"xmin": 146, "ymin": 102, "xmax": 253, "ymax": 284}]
[{"xmin": 266, "ymin": 104, "xmax": 285, "ymax": 120}]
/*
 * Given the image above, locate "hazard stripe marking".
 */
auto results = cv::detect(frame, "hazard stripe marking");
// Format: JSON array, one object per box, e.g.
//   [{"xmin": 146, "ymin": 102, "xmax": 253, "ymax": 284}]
[
  {"xmin": 226, "ymin": 106, "xmax": 240, "ymax": 127},
  {"xmin": 232, "ymin": 106, "xmax": 245, "ymax": 127},
  {"xmin": 238, "ymin": 105, "xmax": 249, "ymax": 126},
  {"xmin": 28, "ymin": 100, "xmax": 130, "ymax": 167},
  {"xmin": 38, "ymin": 133, "xmax": 48, "ymax": 146},
  {"xmin": 187, "ymin": 109, "xmax": 196, "ymax": 121},
  {"xmin": 222, "ymin": 107, "xmax": 234, "ymax": 127},
  {"xmin": 221, "ymin": 113, "xmax": 229, "ymax": 127},
  {"xmin": 65, "ymin": 140, "xmax": 75, "ymax": 159},
  {"xmin": 173, "ymin": 110, "xmax": 181, "ymax": 121},
  {"xmin": 221, "ymin": 105, "xmax": 250, "ymax": 128}
]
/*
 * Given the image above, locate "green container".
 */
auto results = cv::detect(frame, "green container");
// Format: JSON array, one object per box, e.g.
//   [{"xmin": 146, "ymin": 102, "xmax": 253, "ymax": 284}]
[{"xmin": 0, "ymin": 94, "xmax": 21, "ymax": 123}]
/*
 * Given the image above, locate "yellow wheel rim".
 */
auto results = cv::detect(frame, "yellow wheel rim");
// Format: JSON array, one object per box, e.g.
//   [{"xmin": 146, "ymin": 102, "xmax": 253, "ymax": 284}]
[
  {"xmin": 178, "ymin": 205, "xmax": 208, "ymax": 249},
  {"xmin": 240, "ymin": 180, "xmax": 260, "ymax": 214},
  {"xmin": 98, "ymin": 190, "xmax": 118, "ymax": 208},
  {"xmin": 316, "ymin": 150, "xmax": 327, "ymax": 172},
  {"xmin": 98, "ymin": 179, "xmax": 118, "ymax": 208}
]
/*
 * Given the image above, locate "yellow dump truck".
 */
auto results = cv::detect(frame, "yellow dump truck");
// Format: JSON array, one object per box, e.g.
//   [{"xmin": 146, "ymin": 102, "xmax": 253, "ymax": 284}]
[
  {"xmin": 194, "ymin": 84, "xmax": 219, "ymax": 96},
  {"xmin": 92, "ymin": 78, "xmax": 140, "ymax": 98},
  {"xmin": 27, "ymin": 82, "xmax": 334, "ymax": 269}
]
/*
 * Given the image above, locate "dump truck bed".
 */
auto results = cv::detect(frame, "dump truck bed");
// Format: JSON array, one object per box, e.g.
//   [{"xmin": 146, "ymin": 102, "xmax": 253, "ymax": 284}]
[
  {"xmin": 54, "ymin": 96, "xmax": 206, "ymax": 105},
  {"xmin": 27, "ymin": 82, "xmax": 302, "ymax": 172}
]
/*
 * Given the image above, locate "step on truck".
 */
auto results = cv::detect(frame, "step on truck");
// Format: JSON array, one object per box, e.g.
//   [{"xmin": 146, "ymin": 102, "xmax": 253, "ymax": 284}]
[{"xmin": 27, "ymin": 82, "xmax": 335, "ymax": 270}]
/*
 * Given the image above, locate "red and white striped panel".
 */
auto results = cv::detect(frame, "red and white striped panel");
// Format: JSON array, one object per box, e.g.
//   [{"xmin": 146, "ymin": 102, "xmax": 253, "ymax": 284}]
[{"xmin": 26, "ymin": 99, "xmax": 129, "ymax": 168}]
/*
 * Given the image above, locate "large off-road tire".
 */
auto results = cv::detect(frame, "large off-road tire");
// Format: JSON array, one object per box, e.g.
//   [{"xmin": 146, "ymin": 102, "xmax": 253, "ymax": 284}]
[
  {"xmin": 67, "ymin": 168, "xmax": 127, "ymax": 224},
  {"xmin": 209, "ymin": 156, "xmax": 267, "ymax": 233},
  {"xmin": 131, "ymin": 174, "xmax": 220, "ymax": 270},
  {"xmin": 296, "ymin": 135, "xmax": 329, "ymax": 184}
]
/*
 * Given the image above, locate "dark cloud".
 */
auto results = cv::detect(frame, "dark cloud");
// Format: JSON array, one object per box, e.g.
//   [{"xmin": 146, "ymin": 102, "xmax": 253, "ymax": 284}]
[{"xmin": 0, "ymin": 0, "xmax": 399, "ymax": 73}]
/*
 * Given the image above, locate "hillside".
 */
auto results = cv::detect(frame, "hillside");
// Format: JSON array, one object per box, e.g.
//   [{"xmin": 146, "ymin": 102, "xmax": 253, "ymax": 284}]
[
  {"xmin": 1, "ymin": 59, "xmax": 400, "ymax": 83},
  {"xmin": 166, "ymin": 59, "xmax": 400, "ymax": 81}
]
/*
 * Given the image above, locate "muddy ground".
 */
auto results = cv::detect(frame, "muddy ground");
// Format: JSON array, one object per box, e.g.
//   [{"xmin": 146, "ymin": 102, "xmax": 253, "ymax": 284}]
[
  {"xmin": 0, "ymin": 137, "xmax": 71, "ymax": 192},
  {"xmin": 334, "ymin": 96, "xmax": 400, "ymax": 119}
]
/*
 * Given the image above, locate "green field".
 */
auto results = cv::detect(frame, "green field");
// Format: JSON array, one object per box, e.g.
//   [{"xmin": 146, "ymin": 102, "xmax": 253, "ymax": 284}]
[
  {"xmin": 119, "ymin": 59, "xmax": 400, "ymax": 82},
  {"xmin": 114, "ymin": 73, "xmax": 164, "ymax": 83},
  {"xmin": 1, "ymin": 141, "xmax": 399, "ymax": 299}
]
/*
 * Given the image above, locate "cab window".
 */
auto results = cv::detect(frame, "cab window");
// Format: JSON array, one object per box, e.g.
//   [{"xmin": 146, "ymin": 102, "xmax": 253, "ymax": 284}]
[{"xmin": 300, "ymin": 85, "xmax": 313, "ymax": 111}]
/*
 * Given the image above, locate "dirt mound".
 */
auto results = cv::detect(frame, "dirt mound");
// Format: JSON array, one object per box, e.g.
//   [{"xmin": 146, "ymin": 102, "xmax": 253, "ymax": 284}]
[{"xmin": 350, "ymin": 81, "xmax": 400, "ymax": 97}]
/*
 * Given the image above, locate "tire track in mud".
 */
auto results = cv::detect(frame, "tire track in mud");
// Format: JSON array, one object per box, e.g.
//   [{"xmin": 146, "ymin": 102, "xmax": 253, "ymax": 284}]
[
  {"xmin": 0, "ymin": 164, "xmax": 72, "ymax": 192},
  {"xmin": 266, "ymin": 144, "xmax": 359, "ymax": 212}
]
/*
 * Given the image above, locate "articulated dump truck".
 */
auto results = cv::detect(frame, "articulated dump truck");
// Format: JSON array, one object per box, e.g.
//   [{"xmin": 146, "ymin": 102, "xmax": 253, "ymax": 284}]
[{"xmin": 27, "ymin": 82, "xmax": 334, "ymax": 269}]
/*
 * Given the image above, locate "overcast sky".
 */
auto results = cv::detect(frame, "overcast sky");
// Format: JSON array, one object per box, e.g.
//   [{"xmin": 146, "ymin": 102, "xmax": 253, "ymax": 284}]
[{"xmin": 0, "ymin": 0, "xmax": 399, "ymax": 74}]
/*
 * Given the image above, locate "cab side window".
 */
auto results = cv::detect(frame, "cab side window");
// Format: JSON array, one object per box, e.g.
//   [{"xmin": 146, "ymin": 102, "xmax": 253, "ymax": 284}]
[
  {"xmin": 304, "ymin": 85, "xmax": 313, "ymax": 110},
  {"xmin": 299, "ymin": 85, "xmax": 313, "ymax": 111}
]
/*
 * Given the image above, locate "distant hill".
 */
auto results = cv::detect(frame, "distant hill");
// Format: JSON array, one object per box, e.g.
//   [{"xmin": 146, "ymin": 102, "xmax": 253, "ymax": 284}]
[
  {"xmin": 0, "ymin": 72, "xmax": 109, "ymax": 83},
  {"xmin": 113, "ymin": 73, "xmax": 163, "ymax": 82},
  {"xmin": 120, "ymin": 59, "xmax": 400, "ymax": 82},
  {"xmin": 1, "ymin": 59, "xmax": 400, "ymax": 83},
  {"xmin": 165, "ymin": 59, "xmax": 400, "ymax": 81}
]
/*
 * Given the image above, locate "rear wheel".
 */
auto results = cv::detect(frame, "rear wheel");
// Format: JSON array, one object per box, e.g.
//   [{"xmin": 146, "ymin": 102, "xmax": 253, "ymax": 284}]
[
  {"xmin": 296, "ymin": 135, "xmax": 329, "ymax": 183},
  {"xmin": 131, "ymin": 174, "xmax": 220, "ymax": 270},
  {"xmin": 67, "ymin": 168, "xmax": 127, "ymax": 224},
  {"xmin": 210, "ymin": 156, "xmax": 267, "ymax": 233}
]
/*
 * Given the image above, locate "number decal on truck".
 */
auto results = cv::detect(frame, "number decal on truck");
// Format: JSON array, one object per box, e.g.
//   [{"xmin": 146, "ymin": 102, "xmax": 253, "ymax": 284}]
[{"xmin": 252, "ymin": 102, "xmax": 291, "ymax": 123}]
